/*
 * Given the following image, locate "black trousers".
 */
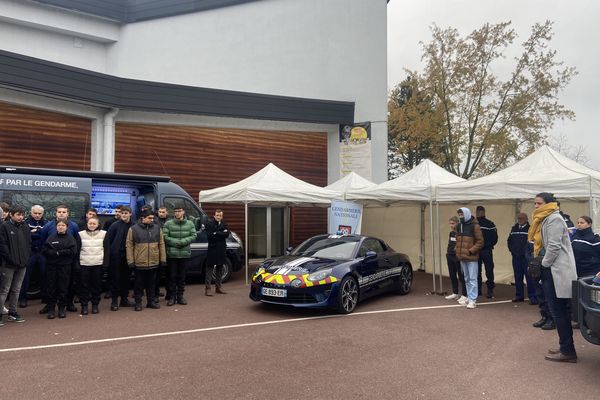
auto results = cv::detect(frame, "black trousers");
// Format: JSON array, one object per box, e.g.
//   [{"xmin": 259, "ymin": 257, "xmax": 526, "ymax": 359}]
[
  {"xmin": 110, "ymin": 256, "xmax": 130, "ymax": 300},
  {"xmin": 535, "ymin": 277, "xmax": 553, "ymax": 321},
  {"xmin": 154, "ymin": 263, "xmax": 169, "ymax": 298},
  {"xmin": 46, "ymin": 262, "xmax": 71, "ymax": 308},
  {"xmin": 79, "ymin": 266, "xmax": 102, "ymax": 305},
  {"xmin": 446, "ymin": 253, "xmax": 467, "ymax": 296},
  {"xmin": 478, "ymin": 248, "xmax": 495, "ymax": 292},
  {"xmin": 67, "ymin": 262, "xmax": 80, "ymax": 305},
  {"xmin": 168, "ymin": 258, "xmax": 190, "ymax": 299},
  {"xmin": 134, "ymin": 268, "xmax": 157, "ymax": 305}
]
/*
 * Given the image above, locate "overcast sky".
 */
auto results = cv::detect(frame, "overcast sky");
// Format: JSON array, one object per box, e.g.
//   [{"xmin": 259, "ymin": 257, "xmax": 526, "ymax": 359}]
[{"xmin": 387, "ymin": 0, "xmax": 600, "ymax": 169}]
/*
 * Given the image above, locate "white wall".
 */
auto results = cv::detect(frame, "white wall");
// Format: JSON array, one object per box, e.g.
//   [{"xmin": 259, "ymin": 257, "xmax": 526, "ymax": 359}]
[
  {"xmin": 0, "ymin": 0, "xmax": 388, "ymax": 182},
  {"xmin": 108, "ymin": 0, "xmax": 388, "ymax": 182}
]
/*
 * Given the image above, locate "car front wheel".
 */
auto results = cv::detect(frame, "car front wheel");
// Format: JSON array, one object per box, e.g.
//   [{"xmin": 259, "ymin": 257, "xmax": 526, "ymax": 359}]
[
  {"xmin": 336, "ymin": 275, "xmax": 359, "ymax": 314},
  {"xmin": 394, "ymin": 264, "xmax": 413, "ymax": 295}
]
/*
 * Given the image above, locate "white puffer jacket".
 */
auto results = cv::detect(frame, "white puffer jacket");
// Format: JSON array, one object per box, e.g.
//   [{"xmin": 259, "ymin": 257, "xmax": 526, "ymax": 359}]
[{"xmin": 79, "ymin": 229, "xmax": 107, "ymax": 267}]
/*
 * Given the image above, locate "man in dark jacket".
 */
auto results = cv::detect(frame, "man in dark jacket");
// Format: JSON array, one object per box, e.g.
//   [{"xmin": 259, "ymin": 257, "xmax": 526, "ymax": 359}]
[
  {"xmin": 18, "ymin": 204, "xmax": 47, "ymax": 308},
  {"xmin": 456, "ymin": 207, "xmax": 484, "ymax": 309},
  {"xmin": 103, "ymin": 205, "xmax": 122, "ymax": 231},
  {"xmin": 0, "ymin": 205, "xmax": 31, "ymax": 325},
  {"xmin": 507, "ymin": 213, "xmax": 536, "ymax": 303},
  {"xmin": 205, "ymin": 209, "xmax": 229, "ymax": 296},
  {"xmin": 126, "ymin": 209, "xmax": 167, "ymax": 311},
  {"xmin": 107, "ymin": 205, "xmax": 134, "ymax": 311},
  {"xmin": 476, "ymin": 206, "xmax": 498, "ymax": 298},
  {"xmin": 39, "ymin": 204, "xmax": 81, "ymax": 314},
  {"xmin": 163, "ymin": 207, "xmax": 197, "ymax": 306}
]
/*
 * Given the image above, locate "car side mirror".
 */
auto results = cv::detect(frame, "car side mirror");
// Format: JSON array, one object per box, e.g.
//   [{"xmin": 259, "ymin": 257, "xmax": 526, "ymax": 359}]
[
  {"xmin": 364, "ymin": 251, "xmax": 377, "ymax": 260},
  {"xmin": 285, "ymin": 246, "xmax": 294, "ymax": 255}
]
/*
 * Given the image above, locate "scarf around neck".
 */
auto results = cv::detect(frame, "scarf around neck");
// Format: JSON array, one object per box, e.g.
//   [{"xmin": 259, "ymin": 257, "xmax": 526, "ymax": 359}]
[{"xmin": 528, "ymin": 202, "xmax": 559, "ymax": 257}]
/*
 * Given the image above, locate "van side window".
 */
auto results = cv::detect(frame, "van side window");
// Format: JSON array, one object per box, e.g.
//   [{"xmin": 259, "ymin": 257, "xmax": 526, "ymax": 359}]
[
  {"xmin": 162, "ymin": 197, "xmax": 205, "ymax": 229},
  {"xmin": 1, "ymin": 191, "xmax": 88, "ymax": 220}
]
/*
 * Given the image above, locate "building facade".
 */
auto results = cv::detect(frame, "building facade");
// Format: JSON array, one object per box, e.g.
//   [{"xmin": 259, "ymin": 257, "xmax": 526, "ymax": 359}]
[{"xmin": 0, "ymin": 0, "xmax": 388, "ymax": 255}]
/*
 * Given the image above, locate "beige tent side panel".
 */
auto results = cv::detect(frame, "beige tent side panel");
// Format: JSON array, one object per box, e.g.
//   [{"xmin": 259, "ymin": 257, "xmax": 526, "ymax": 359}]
[
  {"xmin": 362, "ymin": 206, "xmax": 427, "ymax": 272},
  {"xmin": 363, "ymin": 200, "xmax": 589, "ymax": 286}
]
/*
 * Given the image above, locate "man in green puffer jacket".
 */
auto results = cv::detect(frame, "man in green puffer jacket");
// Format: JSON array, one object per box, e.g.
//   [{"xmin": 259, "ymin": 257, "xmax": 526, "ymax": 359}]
[{"xmin": 163, "ymin": 207, "xmax": 197, "ymax": 306}]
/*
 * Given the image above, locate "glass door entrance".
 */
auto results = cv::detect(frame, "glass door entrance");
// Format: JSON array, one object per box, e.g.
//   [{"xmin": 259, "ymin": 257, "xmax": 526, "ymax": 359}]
[{"xmin": 248, "ymin": 207, "xmax": 287, "ymax": 259}]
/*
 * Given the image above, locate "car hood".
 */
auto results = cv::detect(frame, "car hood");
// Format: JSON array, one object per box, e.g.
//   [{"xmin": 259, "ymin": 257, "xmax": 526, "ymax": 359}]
[{"xmin": 262, "ymin": 255, "xmax": 341, "ymax": 275}]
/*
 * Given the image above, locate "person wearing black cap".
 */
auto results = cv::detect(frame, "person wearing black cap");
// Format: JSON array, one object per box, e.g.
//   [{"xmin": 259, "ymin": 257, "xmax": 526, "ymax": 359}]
[{"xmin": 476, "ymin": 205, "xmax": 498, "ymax": 298}]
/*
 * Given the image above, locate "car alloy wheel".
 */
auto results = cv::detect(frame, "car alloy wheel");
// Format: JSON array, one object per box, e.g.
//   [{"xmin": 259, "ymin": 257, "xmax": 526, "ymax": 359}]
[
  {"xmin": 337, "ymin": 276, "xmax": 358, "ymax": 314},
  {"xmin": 396, "ymin": 264, "xmax": 413, "ymax": 295}
]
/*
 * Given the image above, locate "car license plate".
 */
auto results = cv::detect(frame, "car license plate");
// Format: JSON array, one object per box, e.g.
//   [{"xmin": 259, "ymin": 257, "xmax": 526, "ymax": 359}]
[{"xmin": 262, "ymin": 287, "xmax": 287, "ymax": 298}]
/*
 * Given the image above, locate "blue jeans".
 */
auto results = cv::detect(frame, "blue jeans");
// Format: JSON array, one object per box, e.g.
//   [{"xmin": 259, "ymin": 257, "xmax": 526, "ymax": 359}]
[
  {"xmin": 0, "ymin": 266, "xmax": 27, "ymax": 314},
  {"xmin": 461, "ymin": 260, "xmax": 479, "ymax": 301},
  {"xmin": 541, "ymin": 268, "xmax": 575, "ymax": 355},
  {"xmin": 512, "ymin": 255, "xmax": 536, "ymax": 300}
]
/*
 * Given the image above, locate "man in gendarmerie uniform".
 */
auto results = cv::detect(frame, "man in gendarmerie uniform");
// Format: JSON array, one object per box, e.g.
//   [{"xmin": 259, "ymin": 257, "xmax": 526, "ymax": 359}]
[
  {"xmin": 18, "ymin": 204, "xmax": 47, "ymax": 308},
  {"xmin": 476, "ymin": 205, "xmax": 498, "ymax": 299},
  {"xmin": 107, "ymin": 205, "xmax": 135, "ymax": 311},
  {"xmin": 126, "ymin": 209, "xmax": 166, "ymax": 311},
  {"xmin": 507, "ymin": 212, "xmax": 537, "ymax": 303}
]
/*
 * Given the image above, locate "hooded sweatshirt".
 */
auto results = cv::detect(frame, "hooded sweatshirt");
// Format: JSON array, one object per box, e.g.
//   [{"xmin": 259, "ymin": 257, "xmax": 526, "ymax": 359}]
[{"xmin": 455, "ymin": 207, "xmax": 484, "ymax": 262}]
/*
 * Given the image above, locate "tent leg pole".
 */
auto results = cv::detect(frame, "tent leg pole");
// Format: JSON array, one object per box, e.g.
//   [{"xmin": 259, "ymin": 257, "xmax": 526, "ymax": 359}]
[
  {"xmin": 245, "ymin": 202, "xmax": 249, "ymax": 285},
  {"xmin": 429, "ymin": 201, "xmax": 436, "ymax": 294},
  {"xmin": 436, "ymin": 201, "xmax": 443, "ymax": 294}
]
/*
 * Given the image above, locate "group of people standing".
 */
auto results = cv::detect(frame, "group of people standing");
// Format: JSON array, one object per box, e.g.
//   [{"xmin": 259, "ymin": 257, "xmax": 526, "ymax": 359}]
[
  {"xmin": 0, "ymin": 202, "xmax": 231, "ymax": 324},
  {"xmin": 445, "ymin": 193, "xmax": 600, "ymax": 363}
]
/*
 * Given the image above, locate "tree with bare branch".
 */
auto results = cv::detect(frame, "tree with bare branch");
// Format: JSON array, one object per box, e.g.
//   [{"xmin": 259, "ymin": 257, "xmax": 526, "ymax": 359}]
[{"xmin": 390, "ymin": 21, "xmax": 577, "ymax": 178}]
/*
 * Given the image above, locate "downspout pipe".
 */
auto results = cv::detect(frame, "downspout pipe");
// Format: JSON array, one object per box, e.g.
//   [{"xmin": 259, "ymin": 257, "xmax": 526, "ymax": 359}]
[{"xmin": 102, "ymin": 108, "xmax": 119, "ymax": 172}]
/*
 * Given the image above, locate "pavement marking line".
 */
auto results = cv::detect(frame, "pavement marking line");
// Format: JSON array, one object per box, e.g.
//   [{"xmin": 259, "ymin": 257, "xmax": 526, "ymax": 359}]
[{"xmin": 0, "ymin": 299, "xmax": 513, "ymax": 354}]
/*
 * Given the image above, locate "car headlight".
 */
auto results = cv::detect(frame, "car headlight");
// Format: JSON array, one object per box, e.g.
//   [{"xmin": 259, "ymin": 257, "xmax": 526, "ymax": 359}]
[
  {"xmin": 230, "ymin": 231, "xmax": 243, "ymax": 246},
  {"xmin": 308, "ymin": 269, "xmax": 332, "ymax": 282}
]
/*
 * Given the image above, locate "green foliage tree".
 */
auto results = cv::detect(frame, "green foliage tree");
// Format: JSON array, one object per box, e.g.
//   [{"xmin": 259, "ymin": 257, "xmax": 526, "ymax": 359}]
[
  {"xmin": 389, "ymin": 20, "xmax": 576, "ymax": 178},
  {"xmin": 388, "ymin": 75, "xmax": 446, "ymax": 178}
]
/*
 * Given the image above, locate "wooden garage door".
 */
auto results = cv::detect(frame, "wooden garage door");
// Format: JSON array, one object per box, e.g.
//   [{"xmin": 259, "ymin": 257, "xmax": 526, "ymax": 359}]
[
  {"xmin": 0, "ymin": 102, "xmax": 91, "ymax": 170},
  {"xmin": 114, "ymin": 123, "xmax": 328, "ymax": 246}
]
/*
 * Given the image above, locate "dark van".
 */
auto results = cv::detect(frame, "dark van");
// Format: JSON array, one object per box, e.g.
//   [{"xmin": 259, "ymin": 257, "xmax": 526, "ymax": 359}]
[{"xmin": 0, "ymin": 166, "xmax": 244, "ymax": 297}]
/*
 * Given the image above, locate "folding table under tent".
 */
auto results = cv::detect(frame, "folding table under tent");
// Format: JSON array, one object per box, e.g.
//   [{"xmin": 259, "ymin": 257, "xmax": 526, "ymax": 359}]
[
  {"xmin": 346, "ymin": 159, "xmax": 465, "ymax": 293},
  {"xmin": 199, "ymin": 163, "xmax": 342, "ymax": 283}
]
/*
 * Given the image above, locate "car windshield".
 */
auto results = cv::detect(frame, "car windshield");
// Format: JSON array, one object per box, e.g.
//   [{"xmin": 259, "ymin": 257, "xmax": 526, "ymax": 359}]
[{"xmin": 291, "ymin": 236, "xmax": 360, "ymax": 260}]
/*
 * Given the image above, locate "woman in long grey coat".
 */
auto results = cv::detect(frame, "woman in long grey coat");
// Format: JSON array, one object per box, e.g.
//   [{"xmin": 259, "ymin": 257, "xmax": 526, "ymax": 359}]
[{"xmin": 529, "ymin": 192, "xmax": 578, "ymax": 362}]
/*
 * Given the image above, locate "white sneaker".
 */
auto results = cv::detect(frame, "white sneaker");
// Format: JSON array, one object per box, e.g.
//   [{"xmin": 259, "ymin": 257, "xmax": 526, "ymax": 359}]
[
  {"xmin": 2, "ymin": 306, "xmax": 7, "ymax": 315},
  {"xmin": 466, "ymin": 300, "xmax": 477, "ymax": 309},
  {"xmin": 457, "ymin": 296, "xmax": 468, "ymax": 305},
  {"xmin": 445, "ymin": 293, "xmax": 459, "ymax": 300}
]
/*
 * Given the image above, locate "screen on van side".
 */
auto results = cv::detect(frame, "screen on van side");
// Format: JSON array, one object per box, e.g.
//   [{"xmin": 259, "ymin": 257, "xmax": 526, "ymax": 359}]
[{"xmin": 91, "ymin": 192, "xmax": 131, "ymax": 215}]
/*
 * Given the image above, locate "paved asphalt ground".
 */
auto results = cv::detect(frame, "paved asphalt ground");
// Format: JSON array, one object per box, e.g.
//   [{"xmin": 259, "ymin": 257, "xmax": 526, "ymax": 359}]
[{"xmin": 1, "ymin": 271, "xmax": 598, "ymax": 400}]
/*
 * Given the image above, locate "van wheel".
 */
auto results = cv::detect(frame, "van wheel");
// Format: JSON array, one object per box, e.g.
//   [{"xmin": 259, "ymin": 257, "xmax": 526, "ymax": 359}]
[{"xmin": 205, "ymin": 259, "xmax": 233, "ymax": 283}]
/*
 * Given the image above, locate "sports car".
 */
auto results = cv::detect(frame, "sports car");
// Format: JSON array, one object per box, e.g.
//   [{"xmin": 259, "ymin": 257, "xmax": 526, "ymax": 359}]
[{"xmin": 249, "ymin": 234, "xmax": 413, "ymax": 314}]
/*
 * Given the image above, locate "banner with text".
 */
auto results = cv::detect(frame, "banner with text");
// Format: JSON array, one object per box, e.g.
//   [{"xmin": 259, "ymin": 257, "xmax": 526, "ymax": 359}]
[
  {"xmin": 329, "ymin": 200, "xmax": 363, "ymax": 235},
  {"xmin": 339, "ymin": 122, "xmax": 372, "ymax": 180}
]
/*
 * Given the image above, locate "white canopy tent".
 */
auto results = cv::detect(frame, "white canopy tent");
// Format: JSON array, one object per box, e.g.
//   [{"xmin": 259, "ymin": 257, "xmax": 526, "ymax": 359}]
[
  {"xmin": 433, "ymin": 145, "xmax": 600, "ymax": 286},
  {"xmin": 346, "ymin": 159, "xmax": 465, "ymax": 292},
  {"xmin": 324, "ymin": 171, "xmax": 377, "ymax": 198},
  {"xmin": 436, "ymin": 145, "xmax": 600, "ymax": 204},
  {"xmin": 199, "ymin": 163, "xmax": 341, "ymax": 283}
]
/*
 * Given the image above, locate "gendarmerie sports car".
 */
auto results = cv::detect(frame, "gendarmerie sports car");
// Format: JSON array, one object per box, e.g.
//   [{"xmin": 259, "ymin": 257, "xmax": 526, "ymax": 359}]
[{"xmin": 249, "ymin": 234, "xmax": 412, "ymax": 314}]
